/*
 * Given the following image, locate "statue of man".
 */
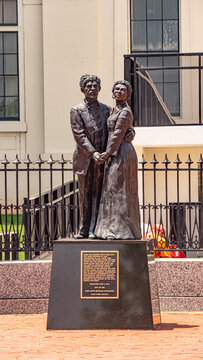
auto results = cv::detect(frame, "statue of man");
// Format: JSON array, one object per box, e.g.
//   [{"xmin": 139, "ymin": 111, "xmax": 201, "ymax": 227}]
[{"xmin": 70, "ymin": 74, "xmax": 134, "ymax": 239}]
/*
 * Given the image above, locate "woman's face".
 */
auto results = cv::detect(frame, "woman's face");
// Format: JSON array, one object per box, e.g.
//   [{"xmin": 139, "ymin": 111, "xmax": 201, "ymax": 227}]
[{"xmin": 113, "ymin": 83, "xmax": 128, "ymax": 102}]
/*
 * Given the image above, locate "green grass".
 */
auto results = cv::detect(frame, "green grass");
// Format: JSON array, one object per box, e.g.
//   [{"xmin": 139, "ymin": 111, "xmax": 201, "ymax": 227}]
[{"xmin": 0, "ymin": 214, "xmax": 25, "ymax": 260}]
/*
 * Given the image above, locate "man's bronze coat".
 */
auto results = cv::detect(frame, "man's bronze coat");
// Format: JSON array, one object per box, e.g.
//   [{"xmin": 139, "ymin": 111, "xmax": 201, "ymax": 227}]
[{"xmin": 70, "ymin": 99, "xmax": 110, "ymax": 236}]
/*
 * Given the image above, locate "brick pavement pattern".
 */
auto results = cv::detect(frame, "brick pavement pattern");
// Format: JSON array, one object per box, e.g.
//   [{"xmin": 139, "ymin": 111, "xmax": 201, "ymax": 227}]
[{"xmin": 0, "ymin": 313, "xmax": 202, "ymax": 360}]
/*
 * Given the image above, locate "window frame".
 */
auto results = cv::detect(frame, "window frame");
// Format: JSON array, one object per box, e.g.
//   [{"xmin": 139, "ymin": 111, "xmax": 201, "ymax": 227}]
[
  {"xmin": 0, "ymin": 31, "xmax": 19, "ymax": 121},
  {"xmin": 130, "ymin": 0, "xmax": 180, "ymax": 116},
  {"xmin": 0, "ymin": 0, "xmax": 19, "ymax": 121},
  {"xmin": 0, "ymin": 0, "xmax": 18, "ymax": 26},
  {"xmin": 130, "ymin": 0, "xmax": 179, "ymax": 53}
]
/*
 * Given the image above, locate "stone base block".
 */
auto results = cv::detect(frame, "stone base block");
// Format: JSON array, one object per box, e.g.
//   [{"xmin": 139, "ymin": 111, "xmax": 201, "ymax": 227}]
[{"xmin": 47, "ymin": 239, "xmax": 161, "ymax": 330}]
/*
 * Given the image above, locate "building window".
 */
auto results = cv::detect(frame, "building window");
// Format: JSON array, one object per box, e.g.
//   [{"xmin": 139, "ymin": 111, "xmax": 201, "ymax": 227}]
[
  {"xmin": 0, "ymin": 0, "xmax": 17, "ymax": 25},
  {"xmin": 0, "ymin": 32, "xmax": 19, "ymax": 120},
  {"xmin": 136, "ymin": 54, "xmax": 180, "ymax": 116},
  {"xmin": 131, "ymin": 0, "xmax": 179, "ymax": 52},
  {"xmin": 0, "ymin": 1, "xmax": 18, "ymax": 120},
  {"xmin": 130, "ymin": 0, "xmax": 179, "ymax": 116}
]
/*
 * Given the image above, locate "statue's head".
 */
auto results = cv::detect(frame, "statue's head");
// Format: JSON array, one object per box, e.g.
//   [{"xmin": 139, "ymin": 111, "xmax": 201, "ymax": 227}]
[
  {"xmin": 112, "ymin": 80, "xmax": 132, "ymax": 100},
  {"xmin": 80, "ymin": 74, "xmax": 101, "ymax": 93},
  {"xmin": 80, "ymin": 75, "xmax": 101, "ymax": 102}
]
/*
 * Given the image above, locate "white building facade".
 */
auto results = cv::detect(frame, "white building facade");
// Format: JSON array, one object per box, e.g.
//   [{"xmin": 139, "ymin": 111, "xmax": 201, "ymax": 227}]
[
  {"xmin": 0, "ymin": 0, "xmax": 203, "ymax": 206},
  {"xmin": 0, "ymin": 1, "xmax": 202, "ymax": 158}
]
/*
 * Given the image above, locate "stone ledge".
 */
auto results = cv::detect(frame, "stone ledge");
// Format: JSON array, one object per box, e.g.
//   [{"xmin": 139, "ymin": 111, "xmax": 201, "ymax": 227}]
[
  {"xmin": 0, "ymin": 299, "xmax": 48, "ymax": 315},
  {"xmin": 0, "ymin": 262, "xmax": 51, "ymax": 299},
  {"xmin": 23, "ymin": 0, "xmax": 42, "ymax": 5},
  {"xmin": 0, "ymin": 122, "xmax": 27, "ymax": 132},
  {"xmin": 156, "ymin": 259, "xmax": 203, "ymax": 297},
  {"xmin": 159, "ymin": 297, "xmax": 203, "ymax": 312},
  {"xmin": 0, "ymin": 259, "xmax": 202, "ymax": 314}
]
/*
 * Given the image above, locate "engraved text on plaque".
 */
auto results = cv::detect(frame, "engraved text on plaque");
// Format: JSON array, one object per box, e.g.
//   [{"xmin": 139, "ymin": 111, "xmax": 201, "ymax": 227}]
[{"xmin": 81, "ymin": 251, "xmax": 119, "ymax": 299}]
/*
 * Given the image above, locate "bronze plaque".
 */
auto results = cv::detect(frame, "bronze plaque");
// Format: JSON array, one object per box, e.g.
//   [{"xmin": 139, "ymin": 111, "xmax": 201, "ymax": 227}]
[{"xmin": 81, "ymin": 251, "xmax": 119, "ymax": 299}]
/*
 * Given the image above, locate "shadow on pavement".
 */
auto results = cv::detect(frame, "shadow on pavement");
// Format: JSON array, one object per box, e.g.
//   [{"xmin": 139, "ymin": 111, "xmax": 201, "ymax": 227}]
[{"xmin": 156, "ymin": 322, "xmax": 199, "ymax": 331}]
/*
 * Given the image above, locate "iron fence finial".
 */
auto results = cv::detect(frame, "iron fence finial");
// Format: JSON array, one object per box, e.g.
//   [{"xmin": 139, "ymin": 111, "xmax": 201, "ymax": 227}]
[
  {"xmin": 197, "ymin": 153, "xmax": 203, "ymax": 164},
  {"xmin": 174, "ymin": 153, "xmax": 182, "ymax": 164},
  {"xmin": 162, "ymin": 154, "xmax": 170, "ymax": 165},
  {"xmin": 13, "ymin": 154, "xmax": 21, "ymax": 165},
  {"xmin": 36, "ymin": 154, "xmax": 44, "ymax": 165},
  {"xmin": 47, "ymin": 154, "xmax": 55, "ymax": 165},
  {"xmin": 58, "ymin": 154, "xmax": 67, "ymax": 165},
  {"xmin": 24, "ymin": 154, "xmax": 32, "ymax": 165},
  {"xmin": 150, "ymin": 154, "xmax": 159, "ymax": 165},
  {"xmin": 139, "ymin": 153, "xmax": 147, "ymax": 165},
  {"xmin": 1, "ymin": 154, "xmax": 10, "ymax": 165},
  {"xmin": 185, "ymin": 154, "xmax": 194, "ymax": 165}
]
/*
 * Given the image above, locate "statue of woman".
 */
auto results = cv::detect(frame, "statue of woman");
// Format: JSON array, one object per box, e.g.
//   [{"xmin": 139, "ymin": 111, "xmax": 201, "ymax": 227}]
[{"xmin": 94, "ymin": 80, "xmax": 141, "ymax": 240}]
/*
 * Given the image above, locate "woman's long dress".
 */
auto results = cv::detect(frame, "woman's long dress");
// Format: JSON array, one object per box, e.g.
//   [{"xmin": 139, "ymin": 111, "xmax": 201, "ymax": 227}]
[{"xmin": 94, "ymin": 105, "xmax": 141, "ymax": 240}]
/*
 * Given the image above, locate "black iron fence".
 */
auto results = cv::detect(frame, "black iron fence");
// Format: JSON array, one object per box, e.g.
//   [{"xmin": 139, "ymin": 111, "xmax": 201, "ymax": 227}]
[
  {"xmin": 0, "ymin": 153, "xmax": 203, "ymax": 260},
  {"xmin": 0, "ymin": 154, "xmax": 79, "ymax": 260},
  {"xmin": 124, "ymin": 52, "xmax": 203, "ymax": 126},
  {"xmin": 140, "ymin": 153, "xmax": 203, "ymax": 255}
]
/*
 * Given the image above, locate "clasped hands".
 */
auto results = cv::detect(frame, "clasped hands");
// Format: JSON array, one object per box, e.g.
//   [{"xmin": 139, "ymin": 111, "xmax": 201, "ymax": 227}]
[
  {"xmin": 93, "ymin": 127, "xmax": 135, "ymax": 165},
  {"xmin": 93, "ymin": 151, "xmax": 109, "ymax": 165}
]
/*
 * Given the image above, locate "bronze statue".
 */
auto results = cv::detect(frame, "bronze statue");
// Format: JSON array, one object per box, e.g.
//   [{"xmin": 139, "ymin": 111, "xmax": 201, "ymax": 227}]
[
  {"xmin": 94, "ymin": 80, "xmax": 141, "ymax": 239},
  {"xmin": 70, "ymin": 75, "xmax": 135, "ymax": 239}
]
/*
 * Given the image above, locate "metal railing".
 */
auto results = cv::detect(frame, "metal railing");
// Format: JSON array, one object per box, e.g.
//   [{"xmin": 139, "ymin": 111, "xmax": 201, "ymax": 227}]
[
  {"xmin": 0, "ymin": 154, "xmax": 79, "ymax": 260},
  {"xmin": 0, "ymin": 153, "xmax": 203, "ymax": 260},
  {"xmin": 140, "ymin": 153, "xmax": 203, "ymax": 255},
  {"xmin": 124, "ymin": 52, "xmax": 203, "ymax": 126}
]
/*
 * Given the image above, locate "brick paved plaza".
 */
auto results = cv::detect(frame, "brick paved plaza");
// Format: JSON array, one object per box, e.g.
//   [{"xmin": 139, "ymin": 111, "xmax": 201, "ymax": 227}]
[{"xmin": 0, "ymin": 313, "xmax": 202, "ymax": 360}]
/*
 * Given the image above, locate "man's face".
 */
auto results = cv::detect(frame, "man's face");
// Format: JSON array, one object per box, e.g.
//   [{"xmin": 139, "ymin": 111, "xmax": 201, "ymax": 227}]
[{"xmin": 84, "ymin": 81, "xmax": 99, "ymax": 102}]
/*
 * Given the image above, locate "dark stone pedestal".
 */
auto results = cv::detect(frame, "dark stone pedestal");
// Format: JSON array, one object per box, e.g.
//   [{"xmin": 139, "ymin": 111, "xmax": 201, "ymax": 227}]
[{"xmin": 47, "ymin": 239, "xmax": 161, "ymax": 330}]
